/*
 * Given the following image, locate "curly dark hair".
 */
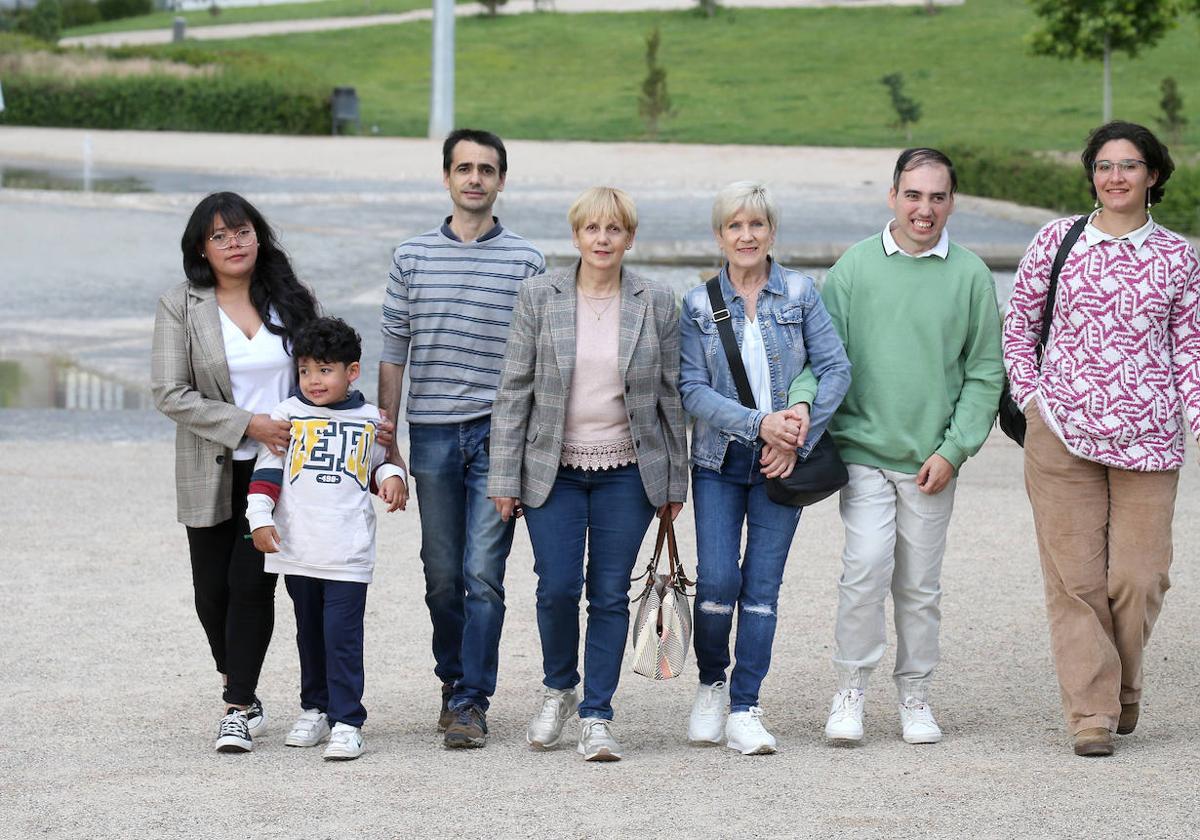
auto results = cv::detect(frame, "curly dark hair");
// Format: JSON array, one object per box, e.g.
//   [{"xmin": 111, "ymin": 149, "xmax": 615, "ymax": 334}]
[
  {"xmin": 1081, "ymin": 121, "xmax": 1174, "ymax": 206},
  {"xmin": 180, "ymin": 192, "xmax": 319, "ymax": 349},
  {"xmin": 292, "ymin": 316, "xmax": 362, "ymax": 366}
]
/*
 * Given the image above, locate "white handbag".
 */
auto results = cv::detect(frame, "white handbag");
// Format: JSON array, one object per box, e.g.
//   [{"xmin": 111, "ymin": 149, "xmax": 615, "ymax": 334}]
[{"xmin": 630, "ymin": 517, "xmax": 694, "ymax": 680}]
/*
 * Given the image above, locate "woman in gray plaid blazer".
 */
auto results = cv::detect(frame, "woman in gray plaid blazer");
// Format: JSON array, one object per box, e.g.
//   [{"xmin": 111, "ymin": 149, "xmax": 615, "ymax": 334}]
[
  {"xmin": 488, "ymin": 188, "xmax": 688, "ymax": 761},
  {"xmin": 152, "ymin": 193, "xmax": 319, "ymax": 753}
]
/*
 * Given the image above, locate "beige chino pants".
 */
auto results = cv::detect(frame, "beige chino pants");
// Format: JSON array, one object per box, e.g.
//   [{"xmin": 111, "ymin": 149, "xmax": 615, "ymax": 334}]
[{"xmin": 1023, "ymin": 403, "xmax": 1178, "ymax": 734}]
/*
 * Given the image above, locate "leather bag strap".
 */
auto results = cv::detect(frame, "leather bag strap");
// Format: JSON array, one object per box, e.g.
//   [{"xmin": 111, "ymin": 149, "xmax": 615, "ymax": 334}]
[
  {"xmin": 1036, "ymin": 215, "xmax": 1088, "ymax": 366},
  {"xmin": 705, "ymin": 276, "xmax": 758, "ymax": 411}
]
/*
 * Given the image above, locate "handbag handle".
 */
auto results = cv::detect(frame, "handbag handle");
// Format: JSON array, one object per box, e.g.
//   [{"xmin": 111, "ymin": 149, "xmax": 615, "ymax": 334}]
[
  {"xmin": 705, "ymin": 276, "xmax": 758, "ymax": 411},
  {"xmin": 1036, "ymin": 215, "xmax": 1088, "ymax": 366},
  {"xmin": 632, "ymin": 516, "xmax": 694, "ymax": 592}
]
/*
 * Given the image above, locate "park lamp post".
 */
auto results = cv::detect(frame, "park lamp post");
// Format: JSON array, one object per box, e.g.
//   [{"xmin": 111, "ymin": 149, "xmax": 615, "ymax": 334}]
[{"xmin": 429, "ymin": 0, "xmax": 455, "ymax": 139}]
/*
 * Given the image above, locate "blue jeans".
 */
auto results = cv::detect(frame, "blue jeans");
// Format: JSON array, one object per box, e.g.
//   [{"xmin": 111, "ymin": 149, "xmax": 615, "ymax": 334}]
[
  {"xmin": 692, "ymin": 441, "xmax": 802, "ymax": 712},
  {"xmin": 409, "ymin": 417, "xmax": 515, "ymax": 712},
  {"xmin": 285, "ymin": 575, "xmax": 368, "ymax": 728},
  {"xmin": 522, "ymin": 464, "xmax": 656, "ymax": 721}
]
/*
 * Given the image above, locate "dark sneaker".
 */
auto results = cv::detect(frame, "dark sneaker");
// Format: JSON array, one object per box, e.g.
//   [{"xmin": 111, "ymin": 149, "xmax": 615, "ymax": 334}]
[
  {"xmin": 443, "ymin": 706, "xmax": 487, "ymax": 749},
  {"xmin": 437, "ymin": 683, "xmax": 456, "ymax": 732},
  {"xmin": 245, "ymin": 697, "xmax": 266, "ymax": 738},
  {"xmin": 216, "ymin": 709, "xmax": 252, "ymax": 753}
]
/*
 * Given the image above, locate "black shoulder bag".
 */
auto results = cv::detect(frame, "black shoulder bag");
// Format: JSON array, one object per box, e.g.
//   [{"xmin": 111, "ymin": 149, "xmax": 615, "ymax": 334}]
[
  {"xmin": 705, "ymin": 277, "xmax": 848, "ymax": 507},
  {"xmin": 997, "ymin": 215, "xmax": 1088, "ymax": 446}
]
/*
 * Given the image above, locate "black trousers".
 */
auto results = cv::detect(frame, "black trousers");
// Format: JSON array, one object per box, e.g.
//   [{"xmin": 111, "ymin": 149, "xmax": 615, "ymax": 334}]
[{"xmin": 185, "ymin": 458, "xmax": 277, "ymax": 706}]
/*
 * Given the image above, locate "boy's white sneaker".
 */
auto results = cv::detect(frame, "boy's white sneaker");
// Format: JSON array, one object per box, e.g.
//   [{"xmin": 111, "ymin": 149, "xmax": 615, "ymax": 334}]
[
  {"xmin": 899, "ymin": 697, "xmax": 943, "ymax": 744},
  {"xmin": 724, "ymin": 706, "xmax": 777, "ymax": 755},
  {"xmin": 215, "ymin": 709, "xmax": 253, "ymax": 753},
  {"xmin": 527, "ymin": 687, "xmax": 579, "ymax": 750},
  {"xmin": 687, "ymin": 681, "xmax": 729, "ymax": 745},
  {"xmin": 285, "ymin": 708, "xmax": 331, "ymax": 748},
  {"xmin": 323, "ymin": 723, "xmax": 364, "ymax": 761},
  {"xmin": 825, "ymin": 689, "xmax": 865, "ymax": 742},
  {"xmin": 576, "ymin": 718, "xmax": 622, "ymax": 762}
]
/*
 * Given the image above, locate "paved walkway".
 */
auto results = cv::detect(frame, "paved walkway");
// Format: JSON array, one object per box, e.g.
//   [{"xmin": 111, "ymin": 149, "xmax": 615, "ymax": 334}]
[{"xmin": 60, "ymin": 0, "xmax": 962, "ymax": 48}]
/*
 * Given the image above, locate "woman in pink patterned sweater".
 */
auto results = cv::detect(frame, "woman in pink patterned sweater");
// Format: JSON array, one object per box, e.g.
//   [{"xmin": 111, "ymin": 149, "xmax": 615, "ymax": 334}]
[{"xmin": 1003, "ymin": 121, "xmax": 1200, "ymax": 758}]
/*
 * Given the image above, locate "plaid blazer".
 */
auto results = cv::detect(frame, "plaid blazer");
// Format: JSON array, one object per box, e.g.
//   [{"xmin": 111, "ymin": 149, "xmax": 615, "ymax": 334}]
[
  {"xmin": 151, "ymin": 282, "xmax": 257, "ymax": 528},
  {"xmin": 488, "ymin": 265, "xmax": 689, "ymax": 508}
]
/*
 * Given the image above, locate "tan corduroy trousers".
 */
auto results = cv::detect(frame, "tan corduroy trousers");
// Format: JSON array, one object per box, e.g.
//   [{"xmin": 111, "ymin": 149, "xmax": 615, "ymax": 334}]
[{"xmin": 1023, "ymin": 403, "xmax": 1178, "ymax": 734}]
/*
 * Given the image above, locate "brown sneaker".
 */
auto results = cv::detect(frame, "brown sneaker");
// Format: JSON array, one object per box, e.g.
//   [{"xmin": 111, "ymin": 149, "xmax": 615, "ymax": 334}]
[
  {"xmin": 1117, "ymin": 702, "xmax": 1140, "ymax": 735},
  {"xmin": 1073, "ymin": 727, "xmax": 1114, "ymax": 757},
  {"xmin": 437, "ymin": 683, "xmax": 455, "ymax": 732},
  {"xmin": 444, "ymin": 705, "xmax": 488, "ymax": 749}
]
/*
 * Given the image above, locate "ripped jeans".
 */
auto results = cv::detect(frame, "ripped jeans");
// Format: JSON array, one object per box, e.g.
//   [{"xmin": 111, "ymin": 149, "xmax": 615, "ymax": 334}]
[{"xmin": 692, "ymin": 441, "xmax": 803, "ymax": 712}]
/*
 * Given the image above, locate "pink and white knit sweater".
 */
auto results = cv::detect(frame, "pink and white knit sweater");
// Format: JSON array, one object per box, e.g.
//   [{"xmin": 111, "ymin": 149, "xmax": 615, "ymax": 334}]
[{"xmin": 1003, "ymin": 215, "xmax": 1200, "ymax": 471}]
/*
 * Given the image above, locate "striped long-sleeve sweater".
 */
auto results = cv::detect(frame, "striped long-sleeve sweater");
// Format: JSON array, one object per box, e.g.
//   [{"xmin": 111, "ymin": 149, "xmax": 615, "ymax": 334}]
[{"xmin": 380, "ymin": 218, "xmax": 545, "ymax": 424}]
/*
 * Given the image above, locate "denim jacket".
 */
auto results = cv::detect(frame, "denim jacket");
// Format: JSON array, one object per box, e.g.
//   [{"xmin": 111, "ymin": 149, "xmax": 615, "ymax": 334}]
[{"xmin": 679, "ymin": 260, "xmax": 851, "ymax": 472}]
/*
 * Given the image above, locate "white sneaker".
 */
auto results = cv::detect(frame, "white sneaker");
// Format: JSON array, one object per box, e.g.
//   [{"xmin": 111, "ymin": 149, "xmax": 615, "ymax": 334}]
[
  {"xmin": 725, "ymin": 706, "xmax": 777, "ymax": 755},
  {"xmin": 285, "ymin": 708, "xmax": 331, "ymax": 748},
  {"xmin": 576, "ymin": 718, "xmax": 622, "ymax": 762},
  {"xmin": 527, "ymin": 687, "xmax": 579, "ymax": 750},
  {"xmin": 825, "ymin": 689, "xmax": 865, "ymax": 742},
  {"xmin": 215, "ymin": 709, "xmax": 252, "ymax": 753},
  {"xmin": 323, "ymin": 722, "xmax": 364, "ymax": 761},
  {"xmin": 687, "ymin": 681, "xmax": 729, "ymax": 745},
  {"xmin": 899, "ymin": 697, "xmax": 943, "ymax": 744}
]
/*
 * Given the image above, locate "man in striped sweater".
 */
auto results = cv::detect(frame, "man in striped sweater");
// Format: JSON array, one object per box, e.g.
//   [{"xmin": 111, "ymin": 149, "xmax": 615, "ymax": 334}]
[{"xmin": 379, "ymin": 129, "xmax": 546, "ymax": 749}]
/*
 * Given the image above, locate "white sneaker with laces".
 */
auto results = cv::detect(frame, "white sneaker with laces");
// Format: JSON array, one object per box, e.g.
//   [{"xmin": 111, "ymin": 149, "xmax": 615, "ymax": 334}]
[
  {"xmin": 825, "ymin": 689, "xmax": 865, "ymax": 742},
  {"xmin": 323, "ymin": 722, "xmax": 364, "ymax": 761},
  {"xmin": 215, "ymin": 709, "xmax": 253, "ymax": 753},
  {"xmin": 527, "ymin": 687, "xmax": 579, "ymax": 750},
  {"xmin": 725, "ymin": 706, "xmax": 777, "ymax": 755},
  {"xmin": 687, "ymin": 681, "xmax": 729, "ymax": 745},
  {"xmin": 576, "ymin": 717, "xmax": 622, "ymax": 762},
  {"xmin": 899, "ymin": 696, "xmax": 943, "ymax": 744},
  {"xmin": 285, "ymin": 708, "xmax": 331, "ymax": 748}
]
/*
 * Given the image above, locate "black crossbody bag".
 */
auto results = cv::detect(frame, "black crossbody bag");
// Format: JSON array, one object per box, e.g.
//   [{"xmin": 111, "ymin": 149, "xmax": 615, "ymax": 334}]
[
  {"xmin": 704, "ymin": 277, "xmax": 848, "ymax": 507},
  {"xmin": 997, "ymin": 215, "xmax": 1088, "ymax": 446}
]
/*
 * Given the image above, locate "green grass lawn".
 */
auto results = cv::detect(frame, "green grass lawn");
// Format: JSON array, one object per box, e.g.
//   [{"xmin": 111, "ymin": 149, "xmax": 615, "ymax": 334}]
[
  {"xmin": 138, "ymin": 2, "xmax": 1200, "ymax": 151},
  {"xmin": 62, "ymin": 0, "xmax": 465, "ymax": 37}
]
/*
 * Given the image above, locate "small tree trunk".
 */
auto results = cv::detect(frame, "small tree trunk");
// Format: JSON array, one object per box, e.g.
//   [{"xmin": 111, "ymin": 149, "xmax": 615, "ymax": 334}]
[{"xmin": 1102, "ymin": 34, "xmax": 1112, "ymax": 123}]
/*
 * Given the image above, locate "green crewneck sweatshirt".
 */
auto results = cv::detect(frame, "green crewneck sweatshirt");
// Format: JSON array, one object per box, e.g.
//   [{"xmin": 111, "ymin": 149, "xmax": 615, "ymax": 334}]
[{"xmin": 789, "ymin": 234, "xmax": 1003, "ymax": 474}]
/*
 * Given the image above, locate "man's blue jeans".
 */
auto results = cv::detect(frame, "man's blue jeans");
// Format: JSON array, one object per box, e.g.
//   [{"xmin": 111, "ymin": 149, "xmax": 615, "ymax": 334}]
[
  {"xmin": 409, "ymin": 417, "xmax": 515, "ymax": 712},
  {"xmin": 522, "ymin": 464, "xmax": 656, "ymax": 721},
  {"xmin": 692, "ymin": 441, "xmax": 802, "ymax": 712}
]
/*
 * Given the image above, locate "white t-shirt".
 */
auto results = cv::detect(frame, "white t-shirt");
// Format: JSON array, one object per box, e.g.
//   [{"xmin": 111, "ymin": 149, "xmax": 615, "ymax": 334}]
[
  {"xmin": 740, "ymin": 317, "xmax": 773, "ymax": 413},
  {"xmin": 218, "ymin": 308, "xmax": 293, "ymax": 460}
]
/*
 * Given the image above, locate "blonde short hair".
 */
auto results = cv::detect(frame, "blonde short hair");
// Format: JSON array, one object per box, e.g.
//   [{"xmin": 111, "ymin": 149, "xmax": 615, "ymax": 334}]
[
  {"xmin": 567, "ymin": 186, "xmax": 638, "ymax": 234},
  {"xmin": 711, "ymin": 181, "xmax": 779, "ymax": 233}
]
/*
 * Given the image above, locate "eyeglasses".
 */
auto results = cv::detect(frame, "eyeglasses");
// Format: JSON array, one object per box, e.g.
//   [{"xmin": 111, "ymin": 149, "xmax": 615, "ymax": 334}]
[
  {"xmin": 208, "ymin": 228, "xmax": 257, "ymax": 249},
  {"xmin": 1093, "ymin": 159, "xmax": 1146, "ymax": 175}
]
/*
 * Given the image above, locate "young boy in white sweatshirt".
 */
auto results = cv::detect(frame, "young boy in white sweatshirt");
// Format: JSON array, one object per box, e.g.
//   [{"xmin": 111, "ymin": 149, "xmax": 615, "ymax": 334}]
[{"xmin": 248, "ymin": 317, "xmax": 407, "ymax": 760}]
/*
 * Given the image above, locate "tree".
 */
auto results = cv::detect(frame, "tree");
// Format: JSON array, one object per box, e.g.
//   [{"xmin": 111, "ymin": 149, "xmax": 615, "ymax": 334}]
[
  {"xmin": 1028, "ymin": 0, "xmax": 1180, "ymax": 123},
  {"xmin": 881, "ymin": 72, "xmax": 921, "ymax": 142},
  {"xmin": 697, "ymin": 0, "xmax": 719, "ymax": 16},
  {"xmin": 638, "ymin": 27, "xmax": 673, "ymax": 139},
  {"xmin": 17, "ymin": 0, "xmax": 61, "ymax": 42},
  {"xmin": 480, "ymin": 0, "xmax": 508, "ymax": 16},
  {"xmin": 1157, "ymin": 76, "xmax": 1187, "ymax": 146}
]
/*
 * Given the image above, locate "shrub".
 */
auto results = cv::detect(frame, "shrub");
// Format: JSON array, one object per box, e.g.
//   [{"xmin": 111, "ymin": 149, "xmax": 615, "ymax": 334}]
[
  {"xmin": 0, "ymin": 72, "xmax": 330, "ymax": 134},
  {"xmin": 945, "ymin": 146, "xmax": 1200, "ymax": 236},
  {"xmin": 61, "ymin": 0, "xmax": 101, "ymax": 28},
  {"xmin": 17, "ymin": 0, "xmax": 63, "ymax": 43},
  {"xmin": 96, "ymin": 0, "xmax": 152, "ymax": 23}
]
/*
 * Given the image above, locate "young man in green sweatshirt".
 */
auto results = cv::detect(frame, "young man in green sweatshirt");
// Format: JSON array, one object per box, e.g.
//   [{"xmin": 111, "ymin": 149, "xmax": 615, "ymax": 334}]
[{"xmin": 791, "ymin": 149, "xmax": 1003, "ymax": 745}]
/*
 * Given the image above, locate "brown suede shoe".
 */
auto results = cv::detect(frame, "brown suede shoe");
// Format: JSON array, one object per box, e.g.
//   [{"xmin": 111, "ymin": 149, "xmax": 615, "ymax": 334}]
[
  {"xmin": 1073, "ymin": 727, "xmax": 1114, "ymax": 757},
  {"xmin": 437, "ymin": 683, "xmax": 455, "ymax": 732},
  {"xmin": 1117, "ymin": 702, "xmax": 1140, "ymax": 735}
]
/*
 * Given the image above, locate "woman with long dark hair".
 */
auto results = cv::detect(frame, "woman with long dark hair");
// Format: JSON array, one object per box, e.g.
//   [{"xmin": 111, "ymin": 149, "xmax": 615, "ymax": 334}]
[
  {"xmin": 152, "ymin": 192, "xmax": 319, "ymax": 753},
  {"xmin": 1004, "ymin": 122, "xmax": 1200, "ymax": 757}
]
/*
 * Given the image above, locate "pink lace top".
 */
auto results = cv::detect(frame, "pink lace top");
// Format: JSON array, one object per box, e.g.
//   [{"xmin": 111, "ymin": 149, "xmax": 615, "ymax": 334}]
[
  {"xmin": 561, "ymin": 288, "xmax": 635, "ymax": 470},
  {"xmin": 1003, "ymin": 215, "xmax": 1200, "ymax": 470}
]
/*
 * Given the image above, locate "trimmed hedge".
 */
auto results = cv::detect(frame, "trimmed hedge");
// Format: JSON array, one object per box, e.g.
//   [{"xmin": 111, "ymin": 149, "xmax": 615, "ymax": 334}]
[
  {"xmin": 0, "ymin": 73, "xmax": 330, "ymax": 134},
  {"xmin": 96, "ymin": 0, "xmax": 152, "ymax": 22},
  {"xmin": 947, "ymin": 146, "xmax": 1200, "ymax": 236}
]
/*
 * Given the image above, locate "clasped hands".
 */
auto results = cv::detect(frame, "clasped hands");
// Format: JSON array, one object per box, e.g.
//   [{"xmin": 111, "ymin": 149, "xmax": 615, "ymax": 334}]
[{"xmin": 758, "ymin": 404, "xmax": 811, "ymax": 480}]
